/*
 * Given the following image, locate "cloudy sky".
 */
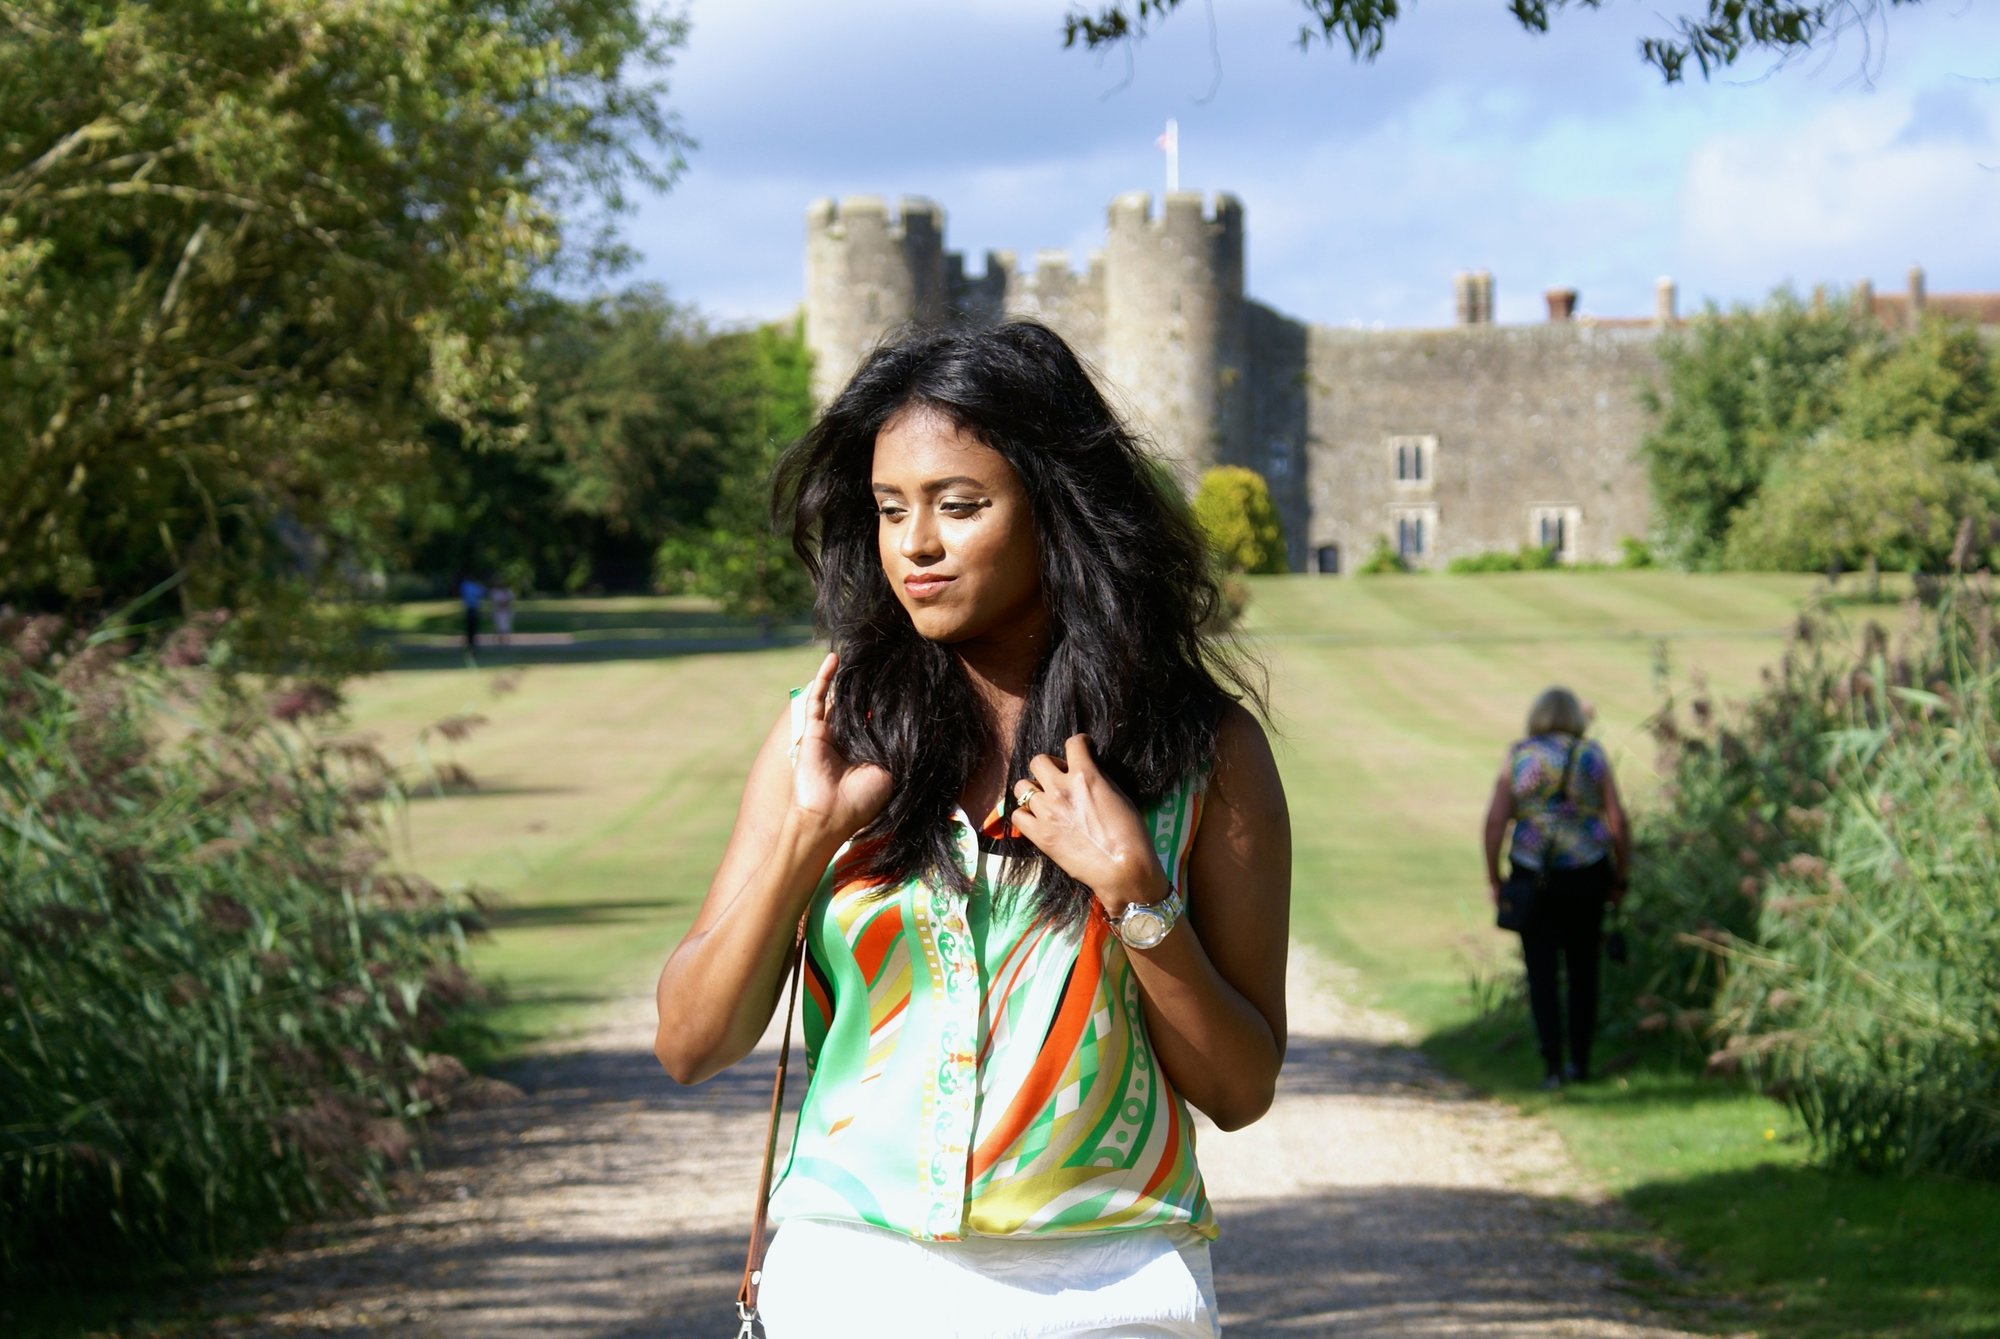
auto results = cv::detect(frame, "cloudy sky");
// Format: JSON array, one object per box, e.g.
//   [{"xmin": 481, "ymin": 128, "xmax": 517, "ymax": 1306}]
[{"xmin": 622, "ymin": 0, "xmax": 2000, "ymax": 330}]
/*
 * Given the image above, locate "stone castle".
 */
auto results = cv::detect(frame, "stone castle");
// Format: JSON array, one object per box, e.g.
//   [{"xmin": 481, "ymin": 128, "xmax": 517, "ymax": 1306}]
[{"xmin": 802, "ymin": 192, "xmax": 2000, "ymax": 573}]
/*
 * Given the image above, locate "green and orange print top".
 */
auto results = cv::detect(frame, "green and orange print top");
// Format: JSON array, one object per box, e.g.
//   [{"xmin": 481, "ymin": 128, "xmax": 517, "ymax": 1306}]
[{"xmin": 768, "ymin": 693, "xmax": 1216, "ymax": 1242}]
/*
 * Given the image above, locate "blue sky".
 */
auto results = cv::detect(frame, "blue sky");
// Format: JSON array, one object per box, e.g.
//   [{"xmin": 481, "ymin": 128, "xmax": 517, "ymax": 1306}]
[{"xmin": 624, "ymin": 0, "xmax": 2000, "ymax": 329}]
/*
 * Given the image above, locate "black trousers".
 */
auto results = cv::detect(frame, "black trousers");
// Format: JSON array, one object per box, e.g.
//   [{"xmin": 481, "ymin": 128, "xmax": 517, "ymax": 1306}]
[{"xmin": 1517, "ymin": 857, "xmax": 1615, "ymax": 1076}]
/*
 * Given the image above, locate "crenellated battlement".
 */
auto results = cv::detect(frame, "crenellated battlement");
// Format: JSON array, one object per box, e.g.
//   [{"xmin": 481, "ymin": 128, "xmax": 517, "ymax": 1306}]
[{"xmin": 801, "ymin": 187, "xmax": 2000, "ymax": 575}]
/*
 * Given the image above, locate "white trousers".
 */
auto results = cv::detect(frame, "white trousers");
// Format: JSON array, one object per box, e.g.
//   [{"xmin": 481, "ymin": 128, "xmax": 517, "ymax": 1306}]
[{"xmin": 758, "ymin": 1217, "xmax": 1222, "ymax": 1339}]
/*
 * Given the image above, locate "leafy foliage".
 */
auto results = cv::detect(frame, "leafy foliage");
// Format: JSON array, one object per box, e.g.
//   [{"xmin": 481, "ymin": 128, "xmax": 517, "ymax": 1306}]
[
  {"xmin": 1061, "ymin": 1, "xmax": 1924, "ymax": 83},
  {"xmin": 1641, "ymin": 291, "xmax": 1877, "ymax": 568},
  {"xmin": 405, "ymin": 289, "xmax": 744, "ymax": 597},
  {"xmin": 0, "ymin": 611, "xmax": 493, "ymax": 1282},
  {"xmin": 1356, "ymin": 535, "xmax": 1409, "ymax": 575},
  {"xmin": 1721, "ymin": 429, "xmax": 2000, "ymax": 574},
  {"xmin": 653, "ymin": 321, "xmax": 818, "ymax": 622},
  {"xmin": 1445, "ymin": 545, "xmax": 1561, "ymax": 574},
  {"xmin": 0, "ymin": 1, "xmax": 687, "ymax": 664},
  {"xmin": 1189, "ymin": 466, "xmax": 1288, "ymax": 575}
]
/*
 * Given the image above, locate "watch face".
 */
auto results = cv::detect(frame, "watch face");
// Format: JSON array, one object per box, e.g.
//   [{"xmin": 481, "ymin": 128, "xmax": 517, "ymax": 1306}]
[{"xmin": 1118, "ymin": 906, "xmax": 1169, "ymax": 950}]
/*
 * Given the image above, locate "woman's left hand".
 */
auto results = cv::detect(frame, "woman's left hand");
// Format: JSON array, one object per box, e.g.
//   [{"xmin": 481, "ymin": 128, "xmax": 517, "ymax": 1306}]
[{"xmin": 1010, "ymin": 734, "xmax": 1167, "ymax": 914}]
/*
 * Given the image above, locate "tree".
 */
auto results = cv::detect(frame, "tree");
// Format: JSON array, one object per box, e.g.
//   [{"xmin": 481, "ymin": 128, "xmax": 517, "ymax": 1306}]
[
  {"xmin": 1834, "ymin": 318, "xmax": 2000, "ymax": 465},
  {"xmin": 1721, "ymin": 428, "xmax": 2000, "ymax": 574},
  {"xmin": 654, "ymin": 321, "xmax": 817, "ymax": 626},
  {"xmin": 1190, "ymin": 466, "xmax": 1288, "ymax": 574},
  {"xmin": 0, "ymin": 2, "xmax": 688, "ymax": 666},
  {"xmin": 1640, "ymin": 291, "xmax": 1877, "ymax": 568},
  {"xmin": 1064, "ymin": 1, "xmax": 1923, "ymax": 83}
]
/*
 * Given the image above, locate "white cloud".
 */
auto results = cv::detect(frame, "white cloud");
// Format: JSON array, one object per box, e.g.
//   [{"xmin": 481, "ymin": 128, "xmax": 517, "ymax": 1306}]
[{"xmin": 1679, "ymin": 92, "xmax": 2000, "ymax": 301}]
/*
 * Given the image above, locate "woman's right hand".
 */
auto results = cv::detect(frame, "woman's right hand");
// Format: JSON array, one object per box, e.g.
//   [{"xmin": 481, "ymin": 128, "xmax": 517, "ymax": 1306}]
[{"xmin": 791, "ymin": 651, "xmax": 893, "ymax": 842}]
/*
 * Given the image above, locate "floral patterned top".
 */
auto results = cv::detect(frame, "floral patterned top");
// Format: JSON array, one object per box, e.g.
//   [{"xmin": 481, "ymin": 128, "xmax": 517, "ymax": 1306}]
[
  {"xmin": 1506, "ymin": 733, "xmax": 1611, "ymax": 871},
  {"xmin": 767, "ymin": 693, "xmax": 1216, "ymax": 1242}
]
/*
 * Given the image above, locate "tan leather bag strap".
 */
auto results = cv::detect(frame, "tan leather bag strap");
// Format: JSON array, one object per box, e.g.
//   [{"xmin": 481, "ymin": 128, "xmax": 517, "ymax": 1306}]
[{"xmin": 736, "ymin": 921, "xmax": 808, "ymax": 1329}]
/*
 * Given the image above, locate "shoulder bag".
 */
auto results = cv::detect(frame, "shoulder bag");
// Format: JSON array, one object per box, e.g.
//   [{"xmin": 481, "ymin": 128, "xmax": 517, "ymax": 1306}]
[{"xmin": 735, "ymin": 923, "xmax": 807, "ymax": 1338}]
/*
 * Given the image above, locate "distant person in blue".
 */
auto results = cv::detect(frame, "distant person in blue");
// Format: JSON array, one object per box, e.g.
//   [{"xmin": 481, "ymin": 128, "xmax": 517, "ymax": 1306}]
[
  {"xmin": 457, "ymin": 574, "xmax": 485, "ymax": 650},
  {"xmin": 1482, "ymin": 686, "xmax": 1631, "ymax": 1089}
]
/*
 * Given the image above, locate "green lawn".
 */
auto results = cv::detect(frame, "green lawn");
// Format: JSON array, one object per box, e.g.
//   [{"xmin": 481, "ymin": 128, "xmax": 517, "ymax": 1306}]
[{"xmin": 330, "ymin": 571, "xmax": 1999, "ymax": 1338}]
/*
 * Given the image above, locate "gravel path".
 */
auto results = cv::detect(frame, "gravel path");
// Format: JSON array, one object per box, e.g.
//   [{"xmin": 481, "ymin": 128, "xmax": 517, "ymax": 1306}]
[{"xmin": 206, "ymin": 948, "xmax": 1720, "ymax": 1337}]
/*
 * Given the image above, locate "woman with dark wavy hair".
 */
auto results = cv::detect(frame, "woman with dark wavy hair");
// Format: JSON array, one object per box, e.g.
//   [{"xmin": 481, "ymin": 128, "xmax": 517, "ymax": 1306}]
[{"xmin": 655, "ymin": 320, "xmax": 1291, "ymax": 1338}]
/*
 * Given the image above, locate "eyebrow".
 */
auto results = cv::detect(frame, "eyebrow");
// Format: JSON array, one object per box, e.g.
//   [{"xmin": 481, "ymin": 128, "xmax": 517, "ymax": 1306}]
[{"xmin": 871, "ymin": 476, "xmax": 989, "ymax": 496}]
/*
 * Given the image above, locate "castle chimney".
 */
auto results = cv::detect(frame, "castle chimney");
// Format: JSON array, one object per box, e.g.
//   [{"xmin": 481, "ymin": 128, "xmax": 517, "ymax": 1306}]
[
  {"xmin": 1473, "ymin": 270, "xmax": 1494, "ymax": 325},
  {"xmin": 1544, "ymin": 287, "xmax": 1577, "ymax": 323},
  {"xmin": 1854, "ymin": 278, "xmax": 1875, "ymax": 324},
  {"xmin": 1908, "ymin": 265, "xmax": 1926, "ymax": 327},
  {"xmin": 1654, "ymin": 277, "xmax": 1678, "ymax": 325},
  {"xmin": 1811, "ymin": 283, "xmax": 1828, "ymax": 313},
  {"xmin": 1453, "ymin": 271, "xmax": 1476, "ymax": 326}
]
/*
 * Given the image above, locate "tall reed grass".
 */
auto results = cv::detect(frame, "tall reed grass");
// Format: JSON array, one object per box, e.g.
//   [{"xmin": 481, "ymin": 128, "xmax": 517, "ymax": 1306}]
[
  {"xmin": 0, "ymin": 612, "xmax": 489, "ymax": 1282},
  {"xmin": 1614, "ymin": 555, "xmax": 2000, "ymax": 1178}
]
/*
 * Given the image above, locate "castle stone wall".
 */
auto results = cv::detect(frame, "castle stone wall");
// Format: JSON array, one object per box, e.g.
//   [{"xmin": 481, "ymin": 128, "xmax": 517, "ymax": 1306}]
[
  {"xmin": 1300, "ymin": 324, "xmax": 1660, "ymax": 571},
  {"xmin": 804, "ymin": 196, "xmax": 949, "ymax": 406},
  {"xmin": 800, "ymin": 191, "xmax": 1705, "ymax": 572}
]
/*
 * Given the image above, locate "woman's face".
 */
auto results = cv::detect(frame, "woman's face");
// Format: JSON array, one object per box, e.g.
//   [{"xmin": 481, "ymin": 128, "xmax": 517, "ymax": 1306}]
[{"xmin": 871, "ymin": 405, "xmax": 1044, "ymax": 646}]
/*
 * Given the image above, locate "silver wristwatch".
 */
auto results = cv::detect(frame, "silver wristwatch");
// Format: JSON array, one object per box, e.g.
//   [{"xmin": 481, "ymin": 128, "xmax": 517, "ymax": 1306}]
[{"xmin": 1110, "ymin": 883, "xmax": 1185, "ymax": 951}]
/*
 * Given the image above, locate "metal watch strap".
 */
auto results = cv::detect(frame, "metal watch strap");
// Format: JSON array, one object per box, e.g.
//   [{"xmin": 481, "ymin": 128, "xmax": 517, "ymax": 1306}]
[{"xmin": 1113, "ymin": 880, "xmax": 1184, "ymax": 946}]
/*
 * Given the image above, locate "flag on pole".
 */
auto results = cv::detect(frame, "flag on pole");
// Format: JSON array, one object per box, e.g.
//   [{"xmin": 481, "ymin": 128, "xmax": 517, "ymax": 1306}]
[{"xmin": 1155, "ymin": 118, "xmax": 1179, "ymax": 194}]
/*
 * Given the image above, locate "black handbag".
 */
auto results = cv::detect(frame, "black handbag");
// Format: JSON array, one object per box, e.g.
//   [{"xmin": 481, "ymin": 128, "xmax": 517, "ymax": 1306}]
[{"xmin": 1496, "ymin": 739, "xmax": 1578, "ymax": 933}]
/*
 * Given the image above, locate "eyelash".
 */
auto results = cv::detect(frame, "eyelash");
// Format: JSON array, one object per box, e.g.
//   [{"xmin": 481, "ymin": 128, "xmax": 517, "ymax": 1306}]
[{"xmin": 877, "ymin": 500, "xmax": 982, "ymax": 520}]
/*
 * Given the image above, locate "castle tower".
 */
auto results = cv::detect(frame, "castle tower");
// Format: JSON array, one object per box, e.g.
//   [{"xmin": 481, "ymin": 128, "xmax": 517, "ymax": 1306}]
[
  {"xmin": 804, "ymin": 196, "xmax": 949, "ymax": 406},
  {"xmin": 1100, "ymin": 191, "xmax": 1248, "ymax": 481}
]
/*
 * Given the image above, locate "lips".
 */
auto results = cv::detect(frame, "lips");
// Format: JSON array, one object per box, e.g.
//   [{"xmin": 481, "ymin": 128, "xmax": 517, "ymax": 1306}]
[{"xmin": 902, "ymin": 573, "xmax": 955, "ymax": 599}]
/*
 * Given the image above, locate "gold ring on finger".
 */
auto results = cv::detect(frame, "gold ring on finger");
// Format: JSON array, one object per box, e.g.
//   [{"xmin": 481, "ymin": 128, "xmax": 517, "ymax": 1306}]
[{"xmin": 1014, "ymin": 784, "xmax": 1040, "ymax": 810}]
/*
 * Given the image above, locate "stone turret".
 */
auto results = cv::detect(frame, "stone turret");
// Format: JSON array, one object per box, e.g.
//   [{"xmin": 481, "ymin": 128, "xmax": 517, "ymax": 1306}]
[
  {"xmin": 1100, "ymin": 191, "xmax": 1247, "ymax": 480},
  {"xmin": 804, "ymin": 196, "xmax": 949, "ymax": 405}
]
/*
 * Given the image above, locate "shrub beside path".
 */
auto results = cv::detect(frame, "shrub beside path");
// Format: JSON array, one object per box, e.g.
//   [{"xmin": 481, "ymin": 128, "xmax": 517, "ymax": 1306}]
[{"xmin": 208, "ymin": 948, "xmax": 1724, "ymax": 1337}]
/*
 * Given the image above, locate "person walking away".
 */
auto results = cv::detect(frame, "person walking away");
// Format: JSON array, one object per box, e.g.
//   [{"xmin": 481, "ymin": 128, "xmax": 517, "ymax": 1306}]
[
  {"xmin": 457, "ymin": 573, "xmax": 485, "ymax": 651},
  {"xmin": 1482, "ymin": 686, "xmax": 1630, "ymax": 1089}
]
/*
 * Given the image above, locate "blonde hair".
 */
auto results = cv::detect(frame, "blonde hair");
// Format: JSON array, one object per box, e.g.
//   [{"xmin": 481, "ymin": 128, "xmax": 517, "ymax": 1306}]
[{"xmin": 1527, "ymin": 686, "xmax": 1589, "ymax": 738}]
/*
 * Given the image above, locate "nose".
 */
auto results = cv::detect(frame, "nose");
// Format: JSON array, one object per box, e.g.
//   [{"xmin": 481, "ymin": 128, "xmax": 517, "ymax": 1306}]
[{"xmin": 899, "ymin": 506, "xmax": 944, "ymax": 563}]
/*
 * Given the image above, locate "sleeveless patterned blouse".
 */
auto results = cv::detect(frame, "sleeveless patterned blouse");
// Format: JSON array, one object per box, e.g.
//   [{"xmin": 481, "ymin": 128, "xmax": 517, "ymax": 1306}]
[
  {"xmin": 1507, "ymin": 733, "xmax": 1612, "ymax": 871},
  {"xmin": 768, "ymin": 693, "xmax": 1216, "ymax": 1243}
]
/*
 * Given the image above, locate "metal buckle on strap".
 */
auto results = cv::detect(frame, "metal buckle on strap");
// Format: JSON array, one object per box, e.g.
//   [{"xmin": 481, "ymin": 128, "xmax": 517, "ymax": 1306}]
[{"xmin": 737, "ymin": 1298, "xmax": 759, "ymax": 1338}]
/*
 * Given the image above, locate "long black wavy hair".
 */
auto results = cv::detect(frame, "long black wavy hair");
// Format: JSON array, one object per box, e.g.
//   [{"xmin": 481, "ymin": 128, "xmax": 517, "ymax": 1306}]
[{"xmin": 775, "ymin": 320, "xmax": 1265, "ymax": 928}]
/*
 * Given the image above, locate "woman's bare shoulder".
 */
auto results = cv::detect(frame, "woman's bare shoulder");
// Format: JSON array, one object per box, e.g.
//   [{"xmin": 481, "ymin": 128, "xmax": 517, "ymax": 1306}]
[{"xmin": 1211, "ymin": 699, "xmax": 1282, "ymax": 797}]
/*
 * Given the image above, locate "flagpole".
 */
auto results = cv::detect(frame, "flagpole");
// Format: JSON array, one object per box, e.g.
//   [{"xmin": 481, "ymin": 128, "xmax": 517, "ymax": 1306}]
[{"xmin": 1165, "ymin": 117, "xmax": 1179, "ymax": 194}]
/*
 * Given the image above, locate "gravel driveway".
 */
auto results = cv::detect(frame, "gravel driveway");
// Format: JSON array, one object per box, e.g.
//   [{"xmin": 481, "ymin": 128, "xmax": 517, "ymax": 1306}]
[{"xmin": 206, "ymin": 948, "xmax": 1724, "ymax": 1337}]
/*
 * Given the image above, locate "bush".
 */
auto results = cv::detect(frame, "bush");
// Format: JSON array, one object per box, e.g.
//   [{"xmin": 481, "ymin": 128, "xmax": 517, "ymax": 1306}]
[
  {"xmin": 0, "ymin": 613, "xmax": 490, "ymax": 1283},
  {"xmin": 1190, "ymin": 466, "xmax": 1288, "ymax": 574},
  {"xmin": 1721, "ymin": 428, "xmax": 2000, "ymax": 574},
  {"xmin": 1356, "ymin": 536, "xmax": 1410, "ymax": 575},
  {"xmin": 1615, "ymin": 576, "xmax": 2000, "ymax": 1178},
  {"xmin": 1617, "ymin": 537, "xmax": 1657, "ymax": 569},
  {"xmin": 1445, "ymin": 545, "xmax": 1560, "ymax": 574}
]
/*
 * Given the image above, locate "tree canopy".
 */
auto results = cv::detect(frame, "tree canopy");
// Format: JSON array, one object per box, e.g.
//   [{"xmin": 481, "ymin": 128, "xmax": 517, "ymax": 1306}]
[
  {"xmin": 0, "ymin": 0, "xmax": 687, "ymax": 665},
  {"xmin": 1063, "ymin": 0, "xmax": 1920, "ymax": 83},
  {"xmin": 1643, "ymin": 295, "xmax": 2000, "ymax": 574}
]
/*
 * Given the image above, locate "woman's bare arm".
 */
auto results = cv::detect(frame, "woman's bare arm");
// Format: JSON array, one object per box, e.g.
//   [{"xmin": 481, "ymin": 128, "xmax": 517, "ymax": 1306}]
[
  {"xmin": 653, "ymin": 653, "xmax": 889, "ymax": 1085},
  {"xmin": 1482, "ymin": 764, "xmax": 1513, "ymax": 899},
  {"xmin": 1118, "ymin": 703, "xmax": 1292, "ymax": 1132}
]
